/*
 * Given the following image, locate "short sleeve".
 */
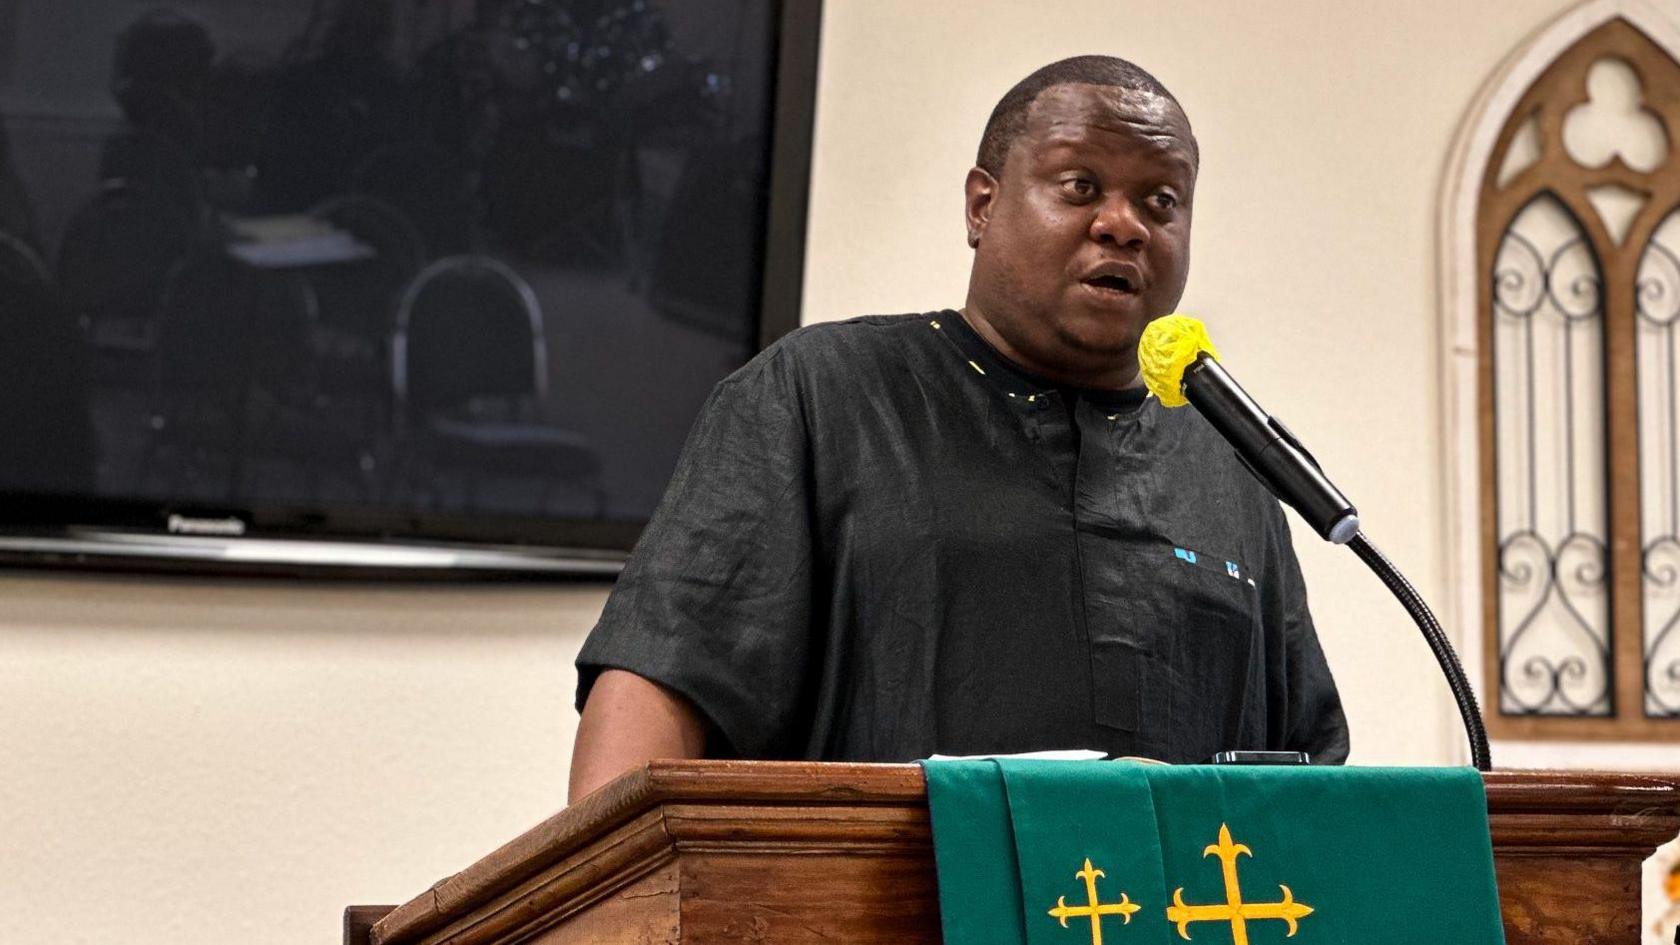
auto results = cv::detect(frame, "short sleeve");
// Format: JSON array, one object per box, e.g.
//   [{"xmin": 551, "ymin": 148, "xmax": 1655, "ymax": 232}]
[
  {"xmin": 575, "ymin": 346, "xmax": 815, "ymax": 758},
  {"xmin": 1265, "ymin": 512, "xmax": 1351, "ymax": 764}
]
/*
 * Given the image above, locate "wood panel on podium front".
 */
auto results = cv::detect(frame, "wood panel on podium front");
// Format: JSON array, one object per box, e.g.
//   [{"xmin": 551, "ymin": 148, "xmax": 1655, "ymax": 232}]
[{"xmin": 350, "ymin": 762, "xmax": 1680, "ymax": 945}]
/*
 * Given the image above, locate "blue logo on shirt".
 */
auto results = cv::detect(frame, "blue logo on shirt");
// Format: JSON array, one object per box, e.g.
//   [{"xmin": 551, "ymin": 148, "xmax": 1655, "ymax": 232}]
[{"xmin": 1173, "ymin": 546, "xmax": 1247, "ymax": 585}]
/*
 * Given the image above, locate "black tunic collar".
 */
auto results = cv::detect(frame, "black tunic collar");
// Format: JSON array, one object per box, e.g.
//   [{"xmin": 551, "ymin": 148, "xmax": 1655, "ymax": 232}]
[{"xmin": 929, "ymin": 309, "xmax": 1148, "ymax": 412}]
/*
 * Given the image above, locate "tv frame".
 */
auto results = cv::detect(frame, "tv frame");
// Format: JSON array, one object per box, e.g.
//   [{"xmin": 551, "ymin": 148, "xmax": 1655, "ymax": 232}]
[{"xmin": 0, "ymin": 0, "xmax": 824, "ymax": 581}]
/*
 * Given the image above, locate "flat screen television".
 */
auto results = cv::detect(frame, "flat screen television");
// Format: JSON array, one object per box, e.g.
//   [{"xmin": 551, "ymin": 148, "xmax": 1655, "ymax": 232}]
[{"xmin": 0, "ymin": 0, "xmax": 819, "ymax": 577}]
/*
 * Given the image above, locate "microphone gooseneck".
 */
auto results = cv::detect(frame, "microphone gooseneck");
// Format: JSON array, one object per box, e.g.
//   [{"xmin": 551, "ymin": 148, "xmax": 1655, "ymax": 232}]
[{"xmin": 1347, "ymin": 532, "xmax": 1492, "ymax": 771}]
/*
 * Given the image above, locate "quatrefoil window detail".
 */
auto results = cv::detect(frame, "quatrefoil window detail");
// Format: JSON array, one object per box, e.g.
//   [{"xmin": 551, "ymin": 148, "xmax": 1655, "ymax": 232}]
[{"xmin": 1562, "ymin": 57, "xmax": 1669, "ymax": 173}]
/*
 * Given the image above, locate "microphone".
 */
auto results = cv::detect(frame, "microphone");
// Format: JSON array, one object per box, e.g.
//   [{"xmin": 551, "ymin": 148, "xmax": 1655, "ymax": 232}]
[
  {"xmin": 1137, "ymin": 315, "xmax": 1359, "ymax": 544},
  {"xmin": 1138, "ymin": 314, "xmax": 1492, "ymax": 770}
]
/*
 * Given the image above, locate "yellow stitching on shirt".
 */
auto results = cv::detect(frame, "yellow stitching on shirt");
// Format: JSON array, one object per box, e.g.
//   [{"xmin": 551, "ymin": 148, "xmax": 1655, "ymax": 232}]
[
  {"xmin": 930, "ymin": 319, "xmax": 942, "ymax": 329},
  {"xmin": 968, "ymin": 360, "xmax": 986, "ymax": 376}
]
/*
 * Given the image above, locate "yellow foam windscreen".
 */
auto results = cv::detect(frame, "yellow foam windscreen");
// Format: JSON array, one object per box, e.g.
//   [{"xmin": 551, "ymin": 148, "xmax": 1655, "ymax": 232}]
[{"xmin": 1138, "ymin": 314, "xmax": 1219, "ymax": 407}]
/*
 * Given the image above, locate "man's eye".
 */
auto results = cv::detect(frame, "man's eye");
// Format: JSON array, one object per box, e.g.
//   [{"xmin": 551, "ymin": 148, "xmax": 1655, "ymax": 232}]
[
  {"xmin": 1062, "ymin": 178, "xmax": 1096, "ymax": 198},
  {"xmin": 1152, "ymin": 192, "xmax": 1179, "ymax": 210}
]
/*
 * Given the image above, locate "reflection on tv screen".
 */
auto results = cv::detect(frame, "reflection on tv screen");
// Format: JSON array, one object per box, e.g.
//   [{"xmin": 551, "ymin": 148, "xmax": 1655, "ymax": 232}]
[{"xmin": 0, "ymin": 0, "xmax": 776, "ymax": 533}]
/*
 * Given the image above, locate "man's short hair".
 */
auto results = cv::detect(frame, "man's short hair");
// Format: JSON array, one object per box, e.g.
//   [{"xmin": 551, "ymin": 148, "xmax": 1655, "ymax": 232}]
[{"xmin": 976, "ymin": 55, "xmax": 1190, "ymax": 177}]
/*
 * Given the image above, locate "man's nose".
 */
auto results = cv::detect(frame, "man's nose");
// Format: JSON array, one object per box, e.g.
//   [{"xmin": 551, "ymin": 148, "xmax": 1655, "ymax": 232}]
[{"xmin": 1089, "ymin": 196, "xmax": 1149, "ymax": 247}]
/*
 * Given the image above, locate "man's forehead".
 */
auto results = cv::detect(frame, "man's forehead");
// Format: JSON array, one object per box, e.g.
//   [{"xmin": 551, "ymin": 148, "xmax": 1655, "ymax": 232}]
[{"xmin": 1021, "ymin": 83, "xmax": 1197, "ymax": 164}]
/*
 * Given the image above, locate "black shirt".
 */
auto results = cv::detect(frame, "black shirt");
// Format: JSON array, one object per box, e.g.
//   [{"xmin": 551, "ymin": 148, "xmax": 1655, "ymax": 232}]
[{"xmin": 576, "ymin": 311, "xmax": 1349, "ymax": 764}]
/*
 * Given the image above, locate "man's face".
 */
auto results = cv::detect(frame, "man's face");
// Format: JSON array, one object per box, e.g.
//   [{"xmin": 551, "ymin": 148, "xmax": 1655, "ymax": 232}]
[{"xmin": 963, "ymin": 83, "xmax": 1197, "ymax": 388}]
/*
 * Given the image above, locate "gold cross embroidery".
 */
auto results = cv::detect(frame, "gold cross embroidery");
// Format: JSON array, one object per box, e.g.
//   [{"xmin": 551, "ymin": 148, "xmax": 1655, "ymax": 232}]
[
  {"xmin": 1165, "ymin": 824, "xmax": 1314, "ymax": 944},
  {"xmin": 1047, "ymin": 857, "xmax": 1141, "ymax": 945}
]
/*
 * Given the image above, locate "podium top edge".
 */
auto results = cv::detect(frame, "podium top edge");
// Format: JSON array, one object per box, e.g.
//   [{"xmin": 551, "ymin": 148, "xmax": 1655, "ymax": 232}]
[{"xmin": 369, "ymin": 762, "xmax": 1680, "ymax": 945}]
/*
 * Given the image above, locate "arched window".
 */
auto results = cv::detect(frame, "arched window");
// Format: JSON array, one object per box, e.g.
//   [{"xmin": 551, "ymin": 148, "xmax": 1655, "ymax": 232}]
[{"xmin": 1446, "ymin": 7, "xmax": 1680, "ymax": 741}]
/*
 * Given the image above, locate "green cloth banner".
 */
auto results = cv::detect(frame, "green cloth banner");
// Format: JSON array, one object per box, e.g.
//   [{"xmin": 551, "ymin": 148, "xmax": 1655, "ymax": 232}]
[{"xmin": 923, "ymin": 761, "xmax": 1505, "ymax": 945}]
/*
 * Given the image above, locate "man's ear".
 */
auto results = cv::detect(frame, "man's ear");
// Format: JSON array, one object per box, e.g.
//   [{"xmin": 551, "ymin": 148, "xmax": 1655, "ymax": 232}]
[{"xmin": 964, "ymin": 166, "xmax": 997, "ymax": 248}]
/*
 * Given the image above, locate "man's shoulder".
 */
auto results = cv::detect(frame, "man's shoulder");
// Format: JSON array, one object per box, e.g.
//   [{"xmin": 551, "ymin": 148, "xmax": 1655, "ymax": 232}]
[
  {"xmin": 727, "ymin": 311, "xmax": 949, "ymax": 389},
  {"xmin": 772, "ymin": 311, "xmax": 945, "ymax": 356}
]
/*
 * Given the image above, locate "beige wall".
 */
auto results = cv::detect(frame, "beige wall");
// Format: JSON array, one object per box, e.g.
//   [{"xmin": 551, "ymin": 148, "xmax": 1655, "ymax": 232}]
[
  {"xmin": 1, "ymin": 2, "xmax": 1648, "ymax": 943},
  {"xmin": 0, "ymin": 574, "xmax": 607, "ymax": 943}
]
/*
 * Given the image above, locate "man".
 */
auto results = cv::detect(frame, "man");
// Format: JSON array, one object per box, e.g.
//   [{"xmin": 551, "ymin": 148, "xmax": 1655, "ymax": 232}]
[{"xmin": 569, "ymin": 55, "xmax": 1348, "ymax": 801}]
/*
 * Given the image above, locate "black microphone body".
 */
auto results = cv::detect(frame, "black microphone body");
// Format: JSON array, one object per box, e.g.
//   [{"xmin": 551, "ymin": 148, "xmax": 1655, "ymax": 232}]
[{"xmin": 1180, "ymin": 352, "xmax": 1360, "ymax": 544}]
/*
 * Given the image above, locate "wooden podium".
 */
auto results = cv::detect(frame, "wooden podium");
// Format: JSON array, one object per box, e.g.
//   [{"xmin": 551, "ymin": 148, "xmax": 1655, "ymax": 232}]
[{"xmin": 348, "ymin": 762, "xmax": 1680, "ymax": 945}]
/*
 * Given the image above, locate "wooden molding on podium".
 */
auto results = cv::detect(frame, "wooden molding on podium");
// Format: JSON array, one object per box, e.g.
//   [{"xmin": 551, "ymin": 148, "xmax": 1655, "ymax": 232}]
[{"xmin": 350, "ymin": 761, "xmax": 1680, "ymax": 945}]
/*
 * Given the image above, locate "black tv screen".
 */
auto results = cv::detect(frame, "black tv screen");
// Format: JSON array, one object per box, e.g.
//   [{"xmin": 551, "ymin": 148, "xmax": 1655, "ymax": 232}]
[{"xmin": 0, "ymin": 0, "xmax": 818, "ymax": 576}]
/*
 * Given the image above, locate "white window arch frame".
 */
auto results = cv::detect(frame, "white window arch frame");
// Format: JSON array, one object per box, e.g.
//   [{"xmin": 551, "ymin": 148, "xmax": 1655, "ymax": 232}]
[{"xmin": 1438, "ymin": 0, "xmax": 1680, "ymax": 762}]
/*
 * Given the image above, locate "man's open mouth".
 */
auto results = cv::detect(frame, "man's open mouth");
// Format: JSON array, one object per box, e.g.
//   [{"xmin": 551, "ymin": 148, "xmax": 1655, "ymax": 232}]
[{"xmin": 1083, "ymin": 274, "xmax": 1137, "ymax": 294}]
